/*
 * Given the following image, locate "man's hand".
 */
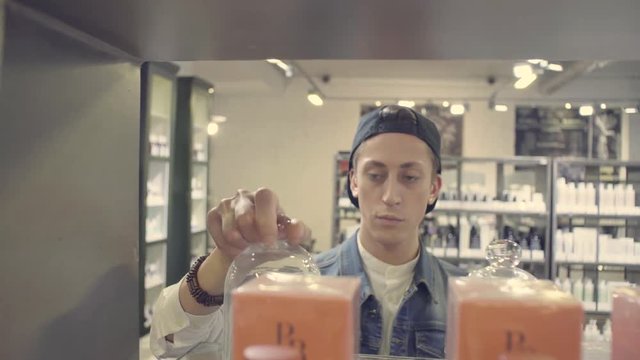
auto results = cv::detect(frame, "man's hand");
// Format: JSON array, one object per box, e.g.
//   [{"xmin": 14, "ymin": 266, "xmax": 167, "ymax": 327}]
[
  {"xmin": 177, "ymin": 187, "xmax": 312, "ymax": 316},
  {"xmin": 207, "ymin": 188, "xmax": 311, "ymax": 262}
]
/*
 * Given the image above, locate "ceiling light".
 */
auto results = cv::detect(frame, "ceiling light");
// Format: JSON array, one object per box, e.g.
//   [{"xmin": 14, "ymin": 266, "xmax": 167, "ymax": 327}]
[
  {"xmin": 375, "ymin": 101, "xmax": 382, "ymax": 107},
  {"xmin": 513, "ymin": 63, "xmax": 534, "ymax": 78},
  {"xmin": 450, "ymin": 104, "xmax": 465, "ymax": 115},
  {"xmin": 307, "ymin": 91, "xmax": 324, "ymax": 106},
  {"xmin": 211, "ymin": 115, "xmax": 227, "ymax": 123},
  {"xmin": 514, "ymin": 74, "xmax": 537, "ymax": 89},
  {"xmin": 600, "ymin": 103, "xmax": 607, "ymax": 110},
  {"xmin": 579, "ymin": 105, "xmax": 594, "ymax": 116},
  {"xmin": 397, "ymin": 100, "xmax": 415, "ymax": 108},
  {"xmin": 208, "ymin": 87, "xmax": 215, "ymax": 94},
  {"xmin": 565, "ymin": 103, "xmax": 572, "ymax": 110},
  {"xmin": 207, "ymin": 122, "xmax": 219, "ymax": 136},
  {"xmin": 527, "ymin": 59, "xmax": 544, "ymax": 65},
  {"xmin": 624, "ymin": 107, "xmax": 638, "ymax": 114},
  {"xmin": 494, "ymin": 104, "xmax": 508, "ymax": 112},
  {"xmin": 442, "ymin": 101, "xmax": 450, "ymax": 108},
  {"xmin": 547, "ymin": 63, "xmax": 564, "ymax": 72},
  {"xmin": 266, "ymin": 58, "xmax": 293, "ymax": 78}
]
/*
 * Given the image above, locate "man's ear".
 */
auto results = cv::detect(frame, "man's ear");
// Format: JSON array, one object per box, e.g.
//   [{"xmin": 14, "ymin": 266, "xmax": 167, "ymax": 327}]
[
  {"xmin": 429, "ymin": 175, "xmax": 442, "ymax": 204},
  {"xmin": 349, "ymin": 169, "xmax": 358, "ymax": 198}
]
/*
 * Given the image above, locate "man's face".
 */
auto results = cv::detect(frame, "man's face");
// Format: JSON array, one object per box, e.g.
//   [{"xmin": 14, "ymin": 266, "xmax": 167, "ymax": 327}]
[{"xmin": 350, "ymin": 133, "xmax": 441, "ymax": 245}]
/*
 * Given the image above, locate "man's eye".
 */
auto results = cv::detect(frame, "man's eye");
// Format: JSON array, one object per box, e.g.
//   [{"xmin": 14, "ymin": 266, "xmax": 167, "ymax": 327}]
[
  {"xmin": 367, "ymin": 173, "xmax": 383, "ymax": 181},
  {"xmin": 404, "ymin": 175, "xmax": 420, "ymax": 182}
]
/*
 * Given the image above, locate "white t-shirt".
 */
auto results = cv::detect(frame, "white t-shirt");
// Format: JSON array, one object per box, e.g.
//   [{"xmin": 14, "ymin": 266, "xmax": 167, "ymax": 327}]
[{"xmin": 357, "ymin": 234, "xmax": 418, "ymax": 356}]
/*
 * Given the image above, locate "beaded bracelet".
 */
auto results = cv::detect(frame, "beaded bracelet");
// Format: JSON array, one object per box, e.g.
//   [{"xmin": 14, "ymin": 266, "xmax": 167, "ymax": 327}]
[{"xmin": 185, "ymin": 255, "xmax": 224, "ymax": 307}]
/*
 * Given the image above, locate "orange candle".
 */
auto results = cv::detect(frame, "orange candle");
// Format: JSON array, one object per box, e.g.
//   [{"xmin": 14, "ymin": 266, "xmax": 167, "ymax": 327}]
[
  {"xmin": 232, "ymin": 273, "xmax": 360, "ymax": 360},
  {"xmin": 611, "ymin": 286, "xmax": 640, "ymax": 360},
  {"xmin": 447, "ymin": 277, "xmax": 583, "ymax": 360}
]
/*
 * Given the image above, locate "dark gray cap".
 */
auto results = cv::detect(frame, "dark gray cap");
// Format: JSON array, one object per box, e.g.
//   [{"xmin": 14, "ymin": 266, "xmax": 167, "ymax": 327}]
[{"xmin": 347, "ymin": 105, "xmax": 442, "ymax": 214}]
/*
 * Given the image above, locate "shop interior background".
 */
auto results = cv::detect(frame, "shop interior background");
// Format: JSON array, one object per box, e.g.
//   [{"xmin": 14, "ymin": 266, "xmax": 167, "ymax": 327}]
[{"xmin": 3, "ymin": 1, "xmax": 640, "ymax": 360}]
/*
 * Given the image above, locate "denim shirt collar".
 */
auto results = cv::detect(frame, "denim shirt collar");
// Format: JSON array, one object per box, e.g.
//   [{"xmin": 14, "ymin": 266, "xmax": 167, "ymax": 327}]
[{"xmin": 337, "ymin": 229, "xmax": 437, "ymax": 305}]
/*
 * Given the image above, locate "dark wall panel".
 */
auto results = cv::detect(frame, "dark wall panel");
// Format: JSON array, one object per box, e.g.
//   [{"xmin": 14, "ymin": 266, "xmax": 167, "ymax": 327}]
[{"xmin": 0, "ymin": 5, "xmax": 140, "ymax": 360}]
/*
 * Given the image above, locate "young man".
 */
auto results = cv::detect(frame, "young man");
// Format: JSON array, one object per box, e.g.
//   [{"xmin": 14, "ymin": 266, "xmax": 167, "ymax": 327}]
[{"xmin": 150, "ymin": 105, "xmax": 466, "ymax": 359}]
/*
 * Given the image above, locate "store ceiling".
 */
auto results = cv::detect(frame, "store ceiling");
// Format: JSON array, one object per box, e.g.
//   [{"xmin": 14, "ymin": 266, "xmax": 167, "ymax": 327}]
[
  {"xmin": 11, "ymin": 0, "xmax": 640, "ymax": 61},
  {"xmin": 179, "ymin": 60, "xmax": 640, "ymax": 103}
]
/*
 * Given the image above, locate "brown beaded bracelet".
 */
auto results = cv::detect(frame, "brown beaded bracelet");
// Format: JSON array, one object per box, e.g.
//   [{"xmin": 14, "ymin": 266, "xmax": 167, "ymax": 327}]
[{"xmin": 185, "ymin": 255, "xmax": 224, "ymax": 307}]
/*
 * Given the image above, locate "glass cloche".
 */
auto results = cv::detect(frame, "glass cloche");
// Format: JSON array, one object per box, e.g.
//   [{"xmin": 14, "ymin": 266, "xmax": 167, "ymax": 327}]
[
  {"xmin": 469, "ymin": 238, "xmax": 536, "ymax": 280},
  {"xmin": 222, "ymin": 216, "xmax": 320, "ymax": 359}
]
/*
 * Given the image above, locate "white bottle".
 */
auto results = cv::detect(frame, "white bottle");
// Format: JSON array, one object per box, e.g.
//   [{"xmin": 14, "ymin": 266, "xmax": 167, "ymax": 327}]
[
  {"xmin": 562, "ymin": 278, "xmax": 572, "ymax": 294},
  {"xmin": 626, "ymin": 184, "xmax": 636, "ymax": 209},
  {"xmin": 603, "ymin": 319, "xmax": 612, "ymax": 342},
  {"xmin": 150, "ymin": 134, "xmax": 159, "ymax": 156},
  {"xmin": 564, "ymin": 232, "xmax": 574, "ymax": 259},
  {"xmin": 567, "ymin": 182, "xmax": 577, "ymax": 212},
  {"xmin": 598, "ymin": 279, "xmax": 608, "ymax": 307},
  {"xmin": 615, "ymin": 184, "xmax": 626, "ymax": 214},
  {"xmin": 459, "ymin": 216, "xmax": 470, "ymax": 256},
  {"xmin": 577, "ymin": 182, "xmax": 587, "ymax": 208},
  {"xmin": 158, "ymin": 135, "xmax": 168, "ymax": 157},
  {"xmin": 584, "ymin": 278, "xmax": 594, "ymax": 302},
  {"xmin": 572, "ymin": 278, "xmax": 584, "ymax": 302},
  {"xmin": 557, "ymin": 179, "xmax": 567, "ymax": 213},
  {"xmin": 556, "ymin": 230, "xmax": 566, "ymax": 259},
  {"xmin": 586, "ymin": 183, "xmax": 596, "ymax": 213},
  {"xmin": 605, "ymin": 184, "xmax": 615, "ymax": 214}
]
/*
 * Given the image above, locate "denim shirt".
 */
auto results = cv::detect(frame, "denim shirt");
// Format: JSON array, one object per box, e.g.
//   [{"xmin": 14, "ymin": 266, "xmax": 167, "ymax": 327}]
[{"xmin": 313, "ymin": 231, "xmax": 467, "ymax": 358}]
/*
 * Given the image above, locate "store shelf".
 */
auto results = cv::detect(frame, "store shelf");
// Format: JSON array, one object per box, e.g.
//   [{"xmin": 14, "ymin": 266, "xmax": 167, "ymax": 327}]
[
  {"xmin": 150, "ymin": 113, "xmax": 170, "ymax": 121},
  {"xmin": 586, "ymin": 310, "xmax": 611, "ymax": 315},
  {"xmin": 149, "ymin": 155, "xmax": 170, "ymax": 162},
  {"xmin": 433, "ymin": 204, "xmax": 546, "ymax": 216},
  {"xmin": 146, "ymin": 200, "xmax": 167, "ymax": 207},
  {"xmin": 192, "ymin": 160, "xmax": 208, "ymax": 165},
  {"xmin": 191, "ymin": 196, "xmax": 206, "ymax": 201},
  {"xmin": 557, "ymin": 211, "xmax": 640, "ymax": 220},
  {"xmin": 445, "ymin": 255, "xmax": 546, "ymax": 264},
  {"xmin": 146, "ymin": 234, "xmax": 167, "ymax": 244},
  {"xmin": 557, "ymin": 261, "xmax": 640, "ymax": 268},
  {"xmin": 191, "ymin": 226, "xmax": 207, "ymax": 234}
]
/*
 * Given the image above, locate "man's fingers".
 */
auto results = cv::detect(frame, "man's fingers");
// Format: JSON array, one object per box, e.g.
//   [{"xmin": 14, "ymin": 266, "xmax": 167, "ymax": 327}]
[
  {"xmin": 254, "ymin": 188, "xmax": 279, "ymax": 244},
  {"xmin": 285, "ymin": 219, "xmax": 309, "ymax": 246},
  {"xmin": 233, "ymin": 191, "xmax": 261, "ymax": 243}
]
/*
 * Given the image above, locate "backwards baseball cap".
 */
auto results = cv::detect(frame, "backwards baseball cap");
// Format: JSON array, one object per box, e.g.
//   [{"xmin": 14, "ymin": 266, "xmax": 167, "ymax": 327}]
[{"xmin": 346, "ymin": 105, "xmax": 442, "ymax": 214}]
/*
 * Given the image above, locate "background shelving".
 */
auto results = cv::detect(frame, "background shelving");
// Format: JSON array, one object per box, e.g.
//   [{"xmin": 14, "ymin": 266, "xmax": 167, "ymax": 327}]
[
  {"xmin": 139, "ymin": 62, "xmax": 179, "ymax": 336},
  {"xmin": 551, "ymin": 158, "xmax": 640, "ymax": 318},
  {"xmin": 166, "ymin": 76, "xmax": 215, "ymax": 287}
]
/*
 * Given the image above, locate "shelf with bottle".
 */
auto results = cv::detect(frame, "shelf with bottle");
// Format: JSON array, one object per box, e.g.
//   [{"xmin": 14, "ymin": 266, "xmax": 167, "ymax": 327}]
[
  {"xmin": 425, "ymin": 214, "xmax": 547, "ymax": 268},
  {"xmin": 192, "ymin": 141, "xmax": 208, "ymax": 162},
  {"xmin": 556, "ymin": 177, "xmax": 640, "ymax": 217},
  {"xmin": 146, "ymin": 213, "xmax": 166, "ymax": 242},
  {"xmin": 148, "ymin": 133, "xmax": 171, "ymax": 158},
  {"xmin": 144, "ymin": 244, "xmax": 166, "ymax": 290},
  {"xmin": 191, "ymin": 196, "xmax": 207, "ymax": 233},
  {"xmin": 436, "ymin": 189, "xmax": 546, "ymax": 216},
  {"xmin": 190, "ymin": 175, "xmax": 207, "ymax": 200},
  {"xmin": 555, "ymin": 276, "xmax": 634, "ymax": 314},
  {"xmin": 555, "ymin": 228, "xmax": 640, "ymax": 265}
]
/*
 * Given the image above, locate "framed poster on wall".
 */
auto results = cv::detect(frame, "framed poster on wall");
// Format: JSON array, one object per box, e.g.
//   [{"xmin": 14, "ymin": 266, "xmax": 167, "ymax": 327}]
[{"xmin": 515, "ymin": 105, "xmax": 622, "ymax": 180}]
